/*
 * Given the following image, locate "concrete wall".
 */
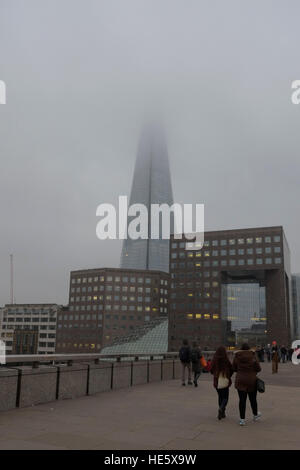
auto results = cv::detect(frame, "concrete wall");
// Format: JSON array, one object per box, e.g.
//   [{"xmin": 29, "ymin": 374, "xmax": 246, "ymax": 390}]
[
  {"xmin": 0, "ymin": 368, "xmax": 18, "ymax": 411},
  {"xmin": 57, "ymin": 363, "xmax": 88, "ymax": 400},
  {"xmin": 0, "ymin": 359, "xmax": 182, "ymax": 411},
  {"xmin": 16, "ymin": 366, "xmax": 57, "ymax": 408},
  {"xmin": 87, "ymin": 362, "xmax": 112, "ymax": 395}
]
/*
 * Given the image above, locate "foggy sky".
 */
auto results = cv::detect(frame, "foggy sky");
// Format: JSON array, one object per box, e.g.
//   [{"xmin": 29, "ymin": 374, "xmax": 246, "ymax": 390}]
[{"xmin": 0, "ymin": 0, "xmax": 300, "ymax": 306}]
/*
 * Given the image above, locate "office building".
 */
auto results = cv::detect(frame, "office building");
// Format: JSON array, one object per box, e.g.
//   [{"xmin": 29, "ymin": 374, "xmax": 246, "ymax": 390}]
[
  {"xmin": 292, "ymin": 274, "xmax": 300, "ymax": 339},
  {"xmin": 56, "ymin": 268, "xmax": 170, "ymax": 353},
  {"xmin": 169, "ymin": 226, "xmax": 292, "ymax": 350},
  {"xmin": 0, "ymin": 304, "xmax": 60, "ymax": 355}
]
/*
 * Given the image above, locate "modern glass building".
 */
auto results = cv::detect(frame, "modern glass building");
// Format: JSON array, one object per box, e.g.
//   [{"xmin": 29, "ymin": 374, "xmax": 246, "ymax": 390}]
[
  {"xmin": 120, "ymin": 123, "xmax": 174, "ymax": 273},
  {"xmin": 222, "ymin": 283, "xmax": 267, "ymax": 347}
]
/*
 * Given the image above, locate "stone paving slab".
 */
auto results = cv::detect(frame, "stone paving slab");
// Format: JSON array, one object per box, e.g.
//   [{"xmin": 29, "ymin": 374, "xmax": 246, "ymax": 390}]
[{"xmin": 0, "ymin": 363, "xmax": 299, "ymax": 450}]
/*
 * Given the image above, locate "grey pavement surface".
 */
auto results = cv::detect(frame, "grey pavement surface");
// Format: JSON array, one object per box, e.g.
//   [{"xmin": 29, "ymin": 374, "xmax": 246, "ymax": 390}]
[{"xmin": 0, "ymin": 362, "xmax": 299, "ymax": 450}]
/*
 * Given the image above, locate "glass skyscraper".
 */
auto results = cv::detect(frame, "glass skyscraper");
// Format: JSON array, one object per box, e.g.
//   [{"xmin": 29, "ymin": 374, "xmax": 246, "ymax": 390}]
[{"xmin": 120, "ymin": 123, "xmax": 174, "ymax": 273}]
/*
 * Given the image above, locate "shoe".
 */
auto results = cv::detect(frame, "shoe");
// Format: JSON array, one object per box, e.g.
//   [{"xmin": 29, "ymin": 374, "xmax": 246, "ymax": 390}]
[
  {"xmin": 182, "ymin": 383, "xmax": 186, "ymax": 386},
  {"xmin": 188, "ymin": 381, "xmax": 193, "ymax": 385},
  {"xmin": 221, "ymin": 410, "xmax": 226, "ymax": 418},
  {"xmin": 194, "ymin": 381, "xmax": 198, "ymax": 387},
  {"xmin": 239, "ymin": 419, "xmax": 246, "ymax": 426},
  {"xmin": 218, "ymin": 408, "xmax": 223, "ymax": 420},
  {"xmin": 253, "ymin": 412, "xmax": 262, "ymax": 422}
]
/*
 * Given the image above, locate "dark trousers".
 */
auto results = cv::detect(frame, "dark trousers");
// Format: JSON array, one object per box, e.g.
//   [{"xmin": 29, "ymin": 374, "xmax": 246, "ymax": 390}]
[
  {"xmin": 217, "ymin": 387, "xmax": 229, "ymax": 411},
  {"xmin": 237, "ymin": 390, "xmax": 258, "ymax": 419},
  {"xmin": 194, "ymin": 371, "xmax": 201, "ymax": 384}
]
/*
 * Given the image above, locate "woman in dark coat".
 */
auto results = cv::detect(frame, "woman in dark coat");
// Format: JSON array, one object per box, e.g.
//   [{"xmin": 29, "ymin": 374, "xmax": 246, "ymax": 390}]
[
  {"xmin": 210, "ymin": 346, "xmax": 234, "ymax": 420},
  {"xmin": 232, "ymin": 343, "xmax": 262, "ymax": 426}
]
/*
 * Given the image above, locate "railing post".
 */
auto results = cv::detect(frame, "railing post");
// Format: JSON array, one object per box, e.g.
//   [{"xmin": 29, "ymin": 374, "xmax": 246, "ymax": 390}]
[
  {"xmin": 16, "ymin": 369, "xmax": 22, "ymax": 408},
  {"xmin": 110, "ymin": 363, "xmax": 114, "ymax": 390},
  {"xmin": 86, "ymin": 364, "xmax": 90, "ymax": 396},
  {"xmin": 130, "ymin": 362, "xmax": 133, "ymax": 386},
  {"xmin": 56, "ymin": 366, "xmax": 61, "ymax": 400}
]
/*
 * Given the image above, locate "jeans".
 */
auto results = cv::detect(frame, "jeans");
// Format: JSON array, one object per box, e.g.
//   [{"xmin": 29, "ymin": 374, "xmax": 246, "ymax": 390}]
[
  {"xmin": 181, "ymin": 362, "xmax": 191, "ymax": 383},
  {"xmin": 237, "ymin": 390, "xmax": 258, "ymax": 419},
  {"xmin": 217, "ymin": 387, "xmax": 229, "ymax": 411}
]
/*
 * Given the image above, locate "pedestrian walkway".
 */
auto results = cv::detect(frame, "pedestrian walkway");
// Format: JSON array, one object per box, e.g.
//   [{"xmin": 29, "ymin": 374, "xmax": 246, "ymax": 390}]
[{"xmin": 0, "ymin": 362, "xmax": 299, "ymax": 449}]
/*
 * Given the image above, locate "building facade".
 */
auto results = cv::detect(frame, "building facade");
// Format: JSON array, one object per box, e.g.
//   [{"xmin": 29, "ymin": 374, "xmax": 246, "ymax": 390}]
[
  {"xmin": 169, "ymin": 226, "xmax": 292, "ymax": 351},
  {"xmin": 56, "ymin": 268, "xmax": 170, "ymax": 354},
  {"xmin": 120, "ymin": 123, "xmax": 174, "ymax": 273},
  {"xmin": 0, "ymin": 304, "xmax": 60, "ymax": 355},
  {"xmin": 292, "ymin": 274, "xmax": 300, "ymax": 339}
]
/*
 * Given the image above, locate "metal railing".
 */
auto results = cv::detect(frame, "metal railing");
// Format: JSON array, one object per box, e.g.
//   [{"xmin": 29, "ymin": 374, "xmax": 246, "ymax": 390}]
[{"xmin": 2, "ymin": 351, "xmax": 217, "ymax": 368}]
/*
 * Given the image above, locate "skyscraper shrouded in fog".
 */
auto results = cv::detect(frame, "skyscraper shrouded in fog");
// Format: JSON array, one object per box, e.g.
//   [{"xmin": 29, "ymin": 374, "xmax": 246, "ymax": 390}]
[{"xmin": 120, "ymin": 123, "xmax": 174, "ymax": 273}]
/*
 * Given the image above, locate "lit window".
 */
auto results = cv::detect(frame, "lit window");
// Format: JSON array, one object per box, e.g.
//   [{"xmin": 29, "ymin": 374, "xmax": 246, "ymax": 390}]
[{"xmin": 195, "ymin": 314, "xmax": 201, "ymax": 319}]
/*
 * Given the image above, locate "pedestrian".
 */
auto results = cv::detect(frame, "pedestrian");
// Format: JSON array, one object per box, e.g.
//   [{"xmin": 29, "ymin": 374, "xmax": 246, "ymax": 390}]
[
  {"xmin": 288, "ymin": 347, "xmax": 294, "ymax": 361},
  {"xmin": 211, "ymin": 346, "xmax": 234, "ymax": 420},
  {"xmin": 265, "ymin": 344, "xmax": 271, "ymax": 362},
  {"xmin": 190, "ymin": 342, "xmax": 203, "ymax": 387},
  {"xmin": 280, "ymin": 345, "xmax": 287, "ymax": 363},
  {"xmin": 232, "ymin": 343, "xmax": 262, "ymax": 426},
  {"xmin": 272, "ymin": 345, "xmax": 279, "ymax": 373},
  {"xmin": 179, "ymin": 339, "xmax": 192, "ymax": 386}
]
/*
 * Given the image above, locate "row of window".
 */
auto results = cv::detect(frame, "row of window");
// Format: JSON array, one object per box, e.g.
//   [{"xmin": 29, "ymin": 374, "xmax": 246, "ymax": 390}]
[
  {"xmin": 171, "ymin": 303, "xmax": 220, "ymax": 309},
  {"xmin": 3, "ymin": 318, "xmax": 56, "ymax": 323},
  {"xmin": 72, "ymin": 276, "xmax": 168, "ymax": 285},
  {"xmin": 69, "ymin": 305, "xmax": 166, "ymax": 313},
  {"xmin": 70, "ymin": 296, "xmax": 168, "ymax": 305},
  {"xmin": 186, "ymin": 313, "xmax": 219, "ymax": 320},
  {"xmin": 58, "ymin": 324, "xmax": 103, "ymax": 329},
  {"xmin": 70, "ymin": 286, "xmax": 168, "ymax": 294},
  {"xmin": 171, "ymin": 235, "xmax": 281, "ymax": 249},
  {"xmin": 57, "ymin": 343, "xmax": 101, "ymax": 349},
  {"xmin": 170, "ymin": 257, "xmax": 282, "ymax": 269},
  {"xmin": 4, "ymin": 308, "xmax": 57, "ymax": 315},
  {"xmin": 171, "ymin": 246, "xmax": 281, "ymax": 258}
]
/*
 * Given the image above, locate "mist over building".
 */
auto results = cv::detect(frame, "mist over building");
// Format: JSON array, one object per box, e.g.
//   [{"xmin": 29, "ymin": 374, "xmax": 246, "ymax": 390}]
[{"xmin": 120, "ymin": 123, "xmax": 174, "ymax": 273}]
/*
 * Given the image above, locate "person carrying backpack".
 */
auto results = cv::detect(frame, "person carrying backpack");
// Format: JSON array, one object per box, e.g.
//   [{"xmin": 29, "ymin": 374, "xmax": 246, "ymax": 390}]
[
  {"xmin": 190, "ymin": 342, "xmax": 203, "ymax": 387},
  {"xmin": 179, "ymin": 339, "xmax": 192, "ymax": 386}
]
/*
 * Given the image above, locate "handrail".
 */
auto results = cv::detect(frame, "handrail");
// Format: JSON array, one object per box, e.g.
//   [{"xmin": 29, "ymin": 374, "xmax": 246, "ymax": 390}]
[{"xmin": 1, "ymin": 351, "xmax": 218, "ymax": 368}]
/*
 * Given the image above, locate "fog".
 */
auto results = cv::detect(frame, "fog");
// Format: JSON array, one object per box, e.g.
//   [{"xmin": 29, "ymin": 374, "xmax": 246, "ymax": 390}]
[{"xmin": 0, "ymin": 0, "xmax": 299, "ymax": 305}]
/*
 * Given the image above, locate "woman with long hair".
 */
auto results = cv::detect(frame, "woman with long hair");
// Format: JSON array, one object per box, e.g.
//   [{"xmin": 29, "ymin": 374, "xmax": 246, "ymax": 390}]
[{"xmin": 210, "ymin": 346, "xmax": 233, "ymax": 420}]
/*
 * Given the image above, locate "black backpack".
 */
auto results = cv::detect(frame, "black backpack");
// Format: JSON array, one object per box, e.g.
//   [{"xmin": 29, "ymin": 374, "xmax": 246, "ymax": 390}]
[{"xmin": 179, "ymin": 346, "xmax": 190, "ymax": 363}]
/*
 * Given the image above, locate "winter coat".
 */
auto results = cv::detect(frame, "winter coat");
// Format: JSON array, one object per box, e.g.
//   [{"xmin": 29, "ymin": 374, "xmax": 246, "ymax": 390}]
[{"xmin": 232, "ymin": 350, "xmax": 261, "ymax": 392}]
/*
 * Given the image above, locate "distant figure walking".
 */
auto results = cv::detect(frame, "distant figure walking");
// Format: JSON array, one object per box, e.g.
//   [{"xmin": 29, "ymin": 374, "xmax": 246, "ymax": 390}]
[
  {"xmin": 232, "ymin": 343, "xmax": 262, "ymax": 426},
  {"xmin": 179, "ymin": 339, "xmax": 192, "ymax": 386},
  {"xmin": 211, "ymin": 346, "xmax": 233, "ymax": 420},
  {"xmin": 265, "ymin": 344, "xmax": 271, "ymax": 362},
  {"xmin": 272, "ymin": 345, "xmax": 279, "ymax": 373},
  {"xmin": 190, "ymin": 342, "xmax": 203, "ymax": 387},
  {"xmin": 280, "ymin": 345, "xmax": 287, "ymax": 363}
]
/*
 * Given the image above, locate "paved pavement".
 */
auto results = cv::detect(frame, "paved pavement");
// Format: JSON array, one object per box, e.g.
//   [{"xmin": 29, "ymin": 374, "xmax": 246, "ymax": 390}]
[{"xmin": 0, "ymin": 362, "xmax": 299, "ymax": 450}]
